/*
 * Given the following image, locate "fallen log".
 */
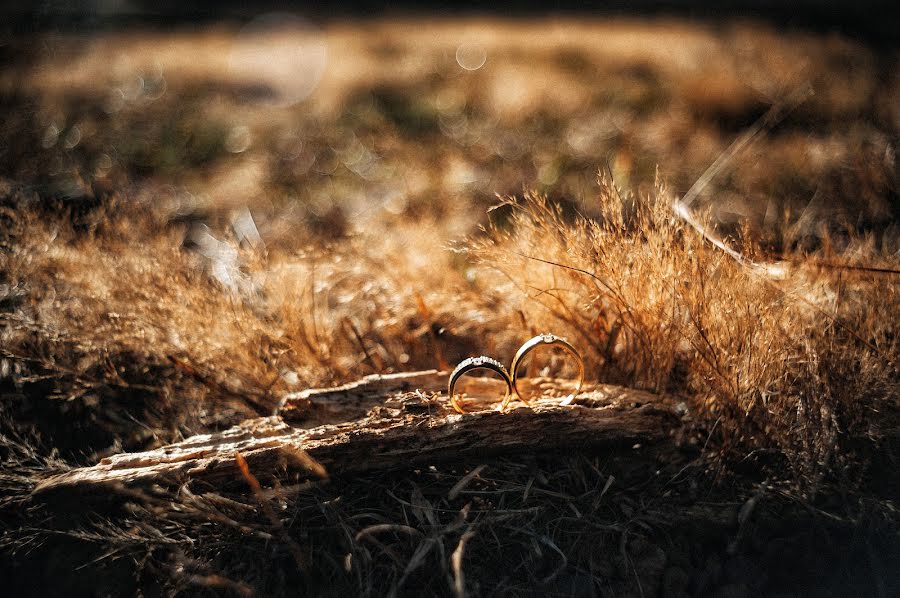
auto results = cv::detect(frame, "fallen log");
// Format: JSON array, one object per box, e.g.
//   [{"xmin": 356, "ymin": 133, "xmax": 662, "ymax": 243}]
[{"xmin": 34, "ymin": 371, "xmax": 682, "ymax": 497}]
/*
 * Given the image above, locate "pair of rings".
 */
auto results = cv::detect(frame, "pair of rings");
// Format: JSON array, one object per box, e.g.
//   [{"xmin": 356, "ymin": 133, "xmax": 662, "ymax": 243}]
[{"xmin": 447, "ymin": 333, "xmax": 585, "ymax": 414}]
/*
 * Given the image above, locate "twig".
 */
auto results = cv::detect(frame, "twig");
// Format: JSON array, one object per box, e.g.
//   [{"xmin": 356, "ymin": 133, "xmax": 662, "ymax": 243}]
[
  {"xmin": 673, "ymin": 85, "xmax": 899, "ymax": 278},
  {"xmin": 448, "ymin": 465, "xmax": 487, "ymax": 500},
  {"xmin": 680, "ymin": 85, "xmax": 812, "ymax": 210},
  {"xmin": 450, "ymin": 527, "xmax": 476, "ymax": 598}
]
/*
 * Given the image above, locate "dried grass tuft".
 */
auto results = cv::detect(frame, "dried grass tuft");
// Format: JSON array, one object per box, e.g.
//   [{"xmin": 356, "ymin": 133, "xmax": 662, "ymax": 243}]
[{"xmin": 465, "ymin": 175, "xmax": 899, "ymax": 488}]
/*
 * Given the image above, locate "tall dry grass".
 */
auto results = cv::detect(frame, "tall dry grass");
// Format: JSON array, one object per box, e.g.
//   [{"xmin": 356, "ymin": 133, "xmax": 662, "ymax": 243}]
[
  {"xmin": 1, "ymin": 18, "xmax": 897, "ymax": 498},
  {"xmin": 465, "ymin": 175, "xmax": 898, "ymax": 488},
  {"xmin": 0, "ymin": 181, "xmax": 518, "ymax": 455},
  {"xmin": 2, "ymin": 171, "xmax": 896, "ymax": 489}
]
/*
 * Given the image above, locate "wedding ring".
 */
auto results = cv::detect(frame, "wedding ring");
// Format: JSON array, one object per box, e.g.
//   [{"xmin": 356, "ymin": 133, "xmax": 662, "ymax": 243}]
[
  {"xmin": 505, "ymin": 333, "xmax": 585, "ymax": 409},
  {"xmin": 448, "ymin": 356, "xmax": 512, "ymax": 414}
]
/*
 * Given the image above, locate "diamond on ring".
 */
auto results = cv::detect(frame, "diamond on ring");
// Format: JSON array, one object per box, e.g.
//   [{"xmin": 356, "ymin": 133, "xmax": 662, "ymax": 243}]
[
  {"xmin": 448, "ymin": 355, "xmax": 513, "ymax": 414},
  {"xmin": 506, "ymin": 333, "xmax": 585, "ymax": 410}
]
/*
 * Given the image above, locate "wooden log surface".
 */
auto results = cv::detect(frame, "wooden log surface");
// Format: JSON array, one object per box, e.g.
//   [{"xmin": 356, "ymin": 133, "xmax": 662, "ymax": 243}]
[{"xmin": 34, "ymin": 371, "xmax": 682, "ymax": 496}]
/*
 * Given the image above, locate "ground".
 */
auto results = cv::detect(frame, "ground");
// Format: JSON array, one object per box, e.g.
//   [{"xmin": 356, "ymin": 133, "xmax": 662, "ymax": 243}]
[{"xmin": 0, "ymin": 15, "xmax": 898, "ymax": 597}]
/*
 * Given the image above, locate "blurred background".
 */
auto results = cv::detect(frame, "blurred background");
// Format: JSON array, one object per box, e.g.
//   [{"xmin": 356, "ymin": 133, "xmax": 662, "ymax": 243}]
[
  {"xmin": 2, "ymin": 1, "xmax": 897, "ymax": 255},
  {"xmin": 1, "ymin": 1, "xmax": 898, "ymax": 385}
]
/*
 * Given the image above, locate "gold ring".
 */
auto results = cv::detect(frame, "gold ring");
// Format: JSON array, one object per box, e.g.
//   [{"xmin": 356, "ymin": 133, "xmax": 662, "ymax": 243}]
[
  {"xmin": 448, "ymin": 356, "xmax": 512, "ymax": 414},
  {"xmin": 505, "ymin": 333, "xmax": 585, "ymax": 410}
]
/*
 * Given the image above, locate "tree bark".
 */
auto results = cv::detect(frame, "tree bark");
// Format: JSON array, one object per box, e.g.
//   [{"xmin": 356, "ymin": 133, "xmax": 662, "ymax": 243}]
[{"xmin": 34, "ymin": 371, "xmax": 681, "ymax": 496}]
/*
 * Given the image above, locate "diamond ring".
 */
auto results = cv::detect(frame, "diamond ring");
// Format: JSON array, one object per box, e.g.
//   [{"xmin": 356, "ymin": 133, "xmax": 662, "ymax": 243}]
[
  {"xmin": 505, "ymin": 333, "xmax": 585, "ymax": 410},
  {"xmin": 447, "ymin": 355, "xmax": 512, "ymax": 414}
]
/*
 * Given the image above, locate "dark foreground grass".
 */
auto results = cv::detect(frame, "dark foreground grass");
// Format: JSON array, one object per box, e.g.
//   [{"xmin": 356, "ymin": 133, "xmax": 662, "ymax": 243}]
[{"xmin": 2, "ymin": 438, "xmax": 898, "ymax": 597}]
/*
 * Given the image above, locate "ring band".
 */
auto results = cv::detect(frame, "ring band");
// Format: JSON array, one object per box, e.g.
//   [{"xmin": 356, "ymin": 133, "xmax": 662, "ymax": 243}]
[
  {"xmin": 448, "ymin": 356, "xmax": 512, "ymax": 414},
  {"xmin": 505, "ymin": 333, "xmax": 585, "ymax": 410}
]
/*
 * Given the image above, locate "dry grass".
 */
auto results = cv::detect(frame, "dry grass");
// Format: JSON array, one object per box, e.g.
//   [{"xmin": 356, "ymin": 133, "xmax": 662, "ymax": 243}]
[
  {"xmin": 2, "ymin": 166, "xmax": 895, "ymax": 481},
  {"xmin": 467, "ymin": 181, "xmax": 898, "ymax": 487},
  {"xmin": 1, "ymin": 15, "xmax": 898, "ymax": 596}
]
